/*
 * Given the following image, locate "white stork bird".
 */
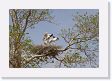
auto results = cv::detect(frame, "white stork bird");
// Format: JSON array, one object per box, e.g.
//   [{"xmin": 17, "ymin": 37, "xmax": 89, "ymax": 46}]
[{"xmin": 43, "ymin": 32, "xmax": 59, "ymax": 45}]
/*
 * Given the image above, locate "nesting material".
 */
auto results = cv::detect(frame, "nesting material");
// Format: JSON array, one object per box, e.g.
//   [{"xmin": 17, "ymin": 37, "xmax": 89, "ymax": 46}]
[{"xmin": 30, "ymin": 45, "xmax": 62, "ymax": 57}]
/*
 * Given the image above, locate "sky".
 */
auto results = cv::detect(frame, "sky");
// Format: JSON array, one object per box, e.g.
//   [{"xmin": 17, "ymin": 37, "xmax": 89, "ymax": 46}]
[{"xmin": 26, "ymin": 9, "xmax": 98, "ymax": 47}]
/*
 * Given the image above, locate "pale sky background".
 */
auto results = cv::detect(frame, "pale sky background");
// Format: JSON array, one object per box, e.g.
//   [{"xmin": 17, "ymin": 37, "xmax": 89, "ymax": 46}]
[{"xmin": 26, "ymin": 9, "xmax": 98, "ymax": 47}]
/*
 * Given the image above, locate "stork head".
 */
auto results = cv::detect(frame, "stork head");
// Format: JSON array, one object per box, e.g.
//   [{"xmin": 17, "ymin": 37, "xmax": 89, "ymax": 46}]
[
  {"xmin": 43, "ymin": 32, "xmax": 59, "ymax": 45},
  {"xmin": 49, "ymin": 35, "xmax": 59, "ymax": 42},
  {"xmin": 44, "ymin": 32, "xmax": 53, "ymax": 39}
]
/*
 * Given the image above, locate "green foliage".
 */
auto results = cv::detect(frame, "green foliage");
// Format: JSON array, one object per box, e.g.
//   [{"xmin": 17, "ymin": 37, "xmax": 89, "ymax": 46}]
[
  {"xmin": 59, "ymin": 12, "xmax": 99, "ymax": 68},
  {"xmin": 74, "ymin": 12, "xmax": 99, "ymax": 37},
  {"xmin": 9, "ymin": 9, "xmax": 53, "ymax": 68}
]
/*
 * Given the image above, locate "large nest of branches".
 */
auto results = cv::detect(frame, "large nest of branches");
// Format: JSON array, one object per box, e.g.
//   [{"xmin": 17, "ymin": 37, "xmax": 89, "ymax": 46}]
[{"xmin": 30, "ymin": 45, "xmax": 62, "ymax": 57}]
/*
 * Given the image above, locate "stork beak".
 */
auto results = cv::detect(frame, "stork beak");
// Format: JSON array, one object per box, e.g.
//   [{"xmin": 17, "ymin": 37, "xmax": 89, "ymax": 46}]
[
  {"xmin": 49, "ymin": 34, "xmax": 53, "ymax": 37},
  {"xmin": 51, "ymin": 34, "xmax": 53, "ymax": 36},
  {"xmin": 57, "ymin": 37, "xmax": 59, "ymax": 40}
]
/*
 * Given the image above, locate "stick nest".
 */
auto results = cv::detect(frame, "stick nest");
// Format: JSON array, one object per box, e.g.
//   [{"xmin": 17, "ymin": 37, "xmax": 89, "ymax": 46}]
[{"xmin": 30, "ymin": 45, "xmax": 62, "ymax": 57}]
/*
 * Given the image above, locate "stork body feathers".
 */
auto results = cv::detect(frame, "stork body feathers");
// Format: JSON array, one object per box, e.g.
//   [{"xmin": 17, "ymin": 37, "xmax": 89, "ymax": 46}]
[{"xmin": 43, "ymin": 32, "xmax": 59, "ymax": 45}]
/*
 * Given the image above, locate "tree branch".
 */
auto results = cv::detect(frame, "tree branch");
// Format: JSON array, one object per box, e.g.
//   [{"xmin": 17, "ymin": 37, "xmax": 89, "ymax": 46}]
[
  {"xmin": 24, "ymin": 53, "xmax": 50, "ymax": 67},
  {"xmin": 19, "ymin": 10, "xmax": 31, "ymax": 41}
]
